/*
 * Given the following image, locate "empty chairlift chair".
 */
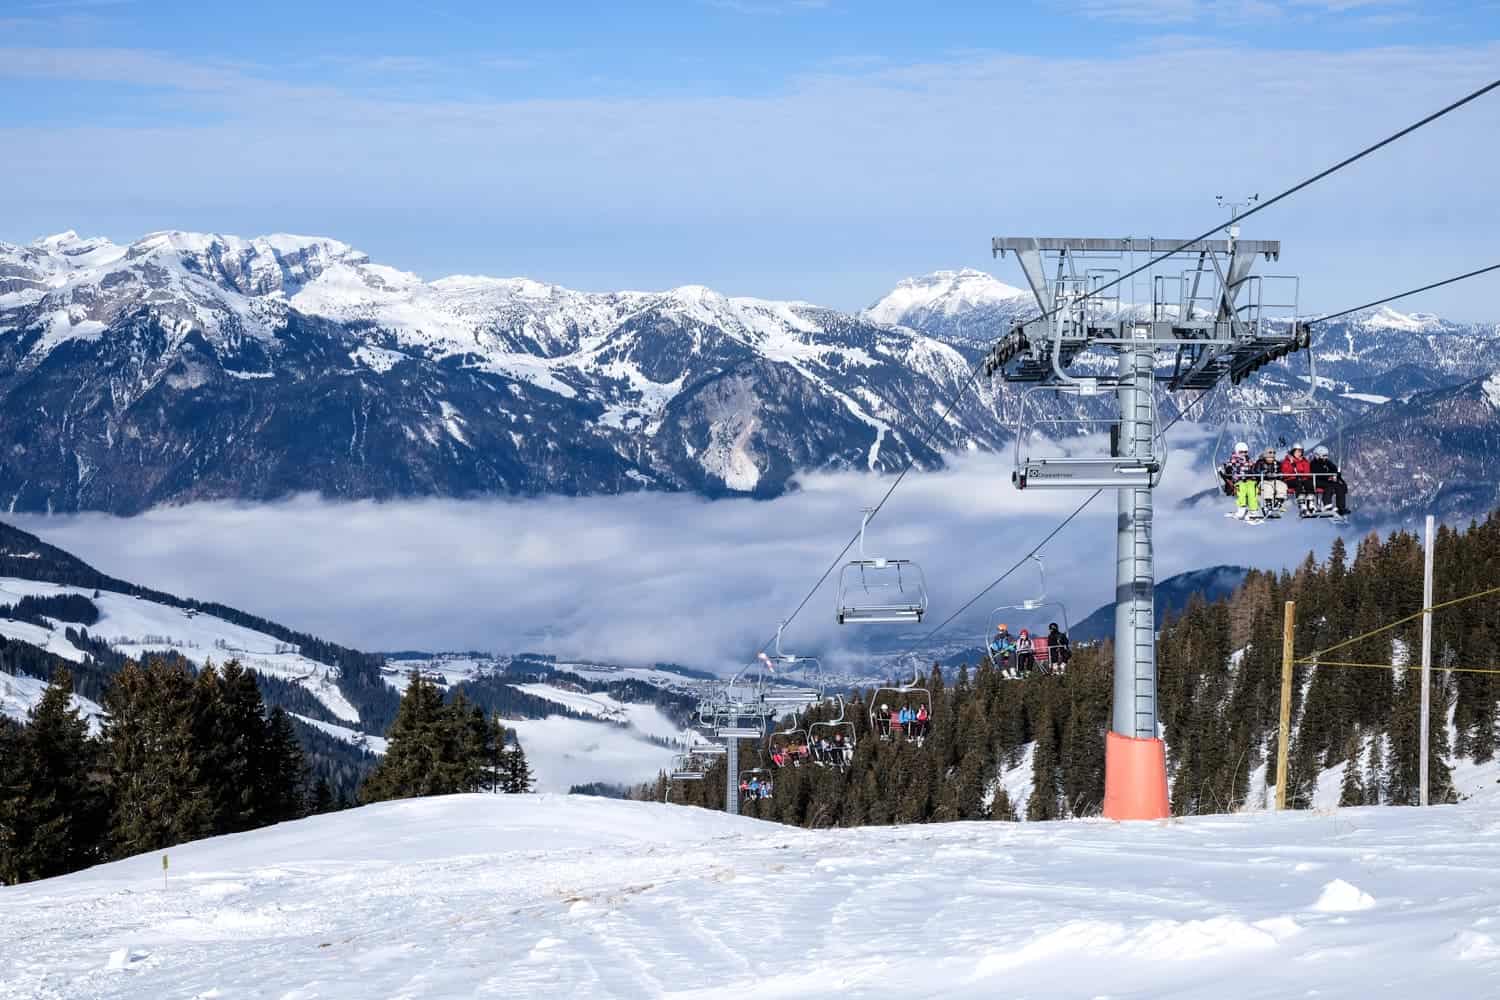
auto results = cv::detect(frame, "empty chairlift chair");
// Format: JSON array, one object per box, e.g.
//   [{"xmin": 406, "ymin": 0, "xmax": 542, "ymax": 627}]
[
  {"xmin": 836, "ymin": 509, "xmax": 928, "ymax": 625},
  {"xmin": 757, "ymin": 622, "xmax": 825, "ymax": 710},
  {"xmin": 1011, "ymin": 380, "xmax": 1167, "ymax": 491},
  {"xmin": 669, "ymin": 752, "xmax": 707, "ymax": 781}
]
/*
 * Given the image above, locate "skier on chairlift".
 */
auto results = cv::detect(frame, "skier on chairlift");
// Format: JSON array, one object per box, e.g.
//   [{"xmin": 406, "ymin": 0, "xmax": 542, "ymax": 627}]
[
  {"xmin": 1252, "ymin": 446, "xmax": 1286, "ymax": 518},
  {"xmin": 1309, "ymin": 445, "xmax": 1351, "ymax": 521},
  {"xmin": 1016, "ymin": 628, "xmax": 1036, "ymax": 676},
  {"xmin": 1281, "ymin": 444, "xmax": 1314, "ymax": 515},
  {"xmin": 1047, "ymin": 622, "xmax": 1071, "ymax": 671},
  {"xmin": 1222, "ymin": 442, "xmax": 1262, "ymax": 523},
  {"xmin": 876, "ymin": 703, "xmax": 892, "ymax": 739},
  {"xmin": 989, "ymin": 624, "xmax": 1018, "ymax": 677}
]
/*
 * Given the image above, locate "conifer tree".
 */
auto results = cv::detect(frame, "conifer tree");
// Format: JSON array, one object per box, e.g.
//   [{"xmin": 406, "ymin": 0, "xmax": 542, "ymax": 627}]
[
  {"xmin": 1026, "ymin": 707, "xmax": 1062, "ymax": 821},
  {"xmin": 361, "ymin": 671, "xmax": 451, "ymax": 802},
  {"xmin": 103, "ymin": 658, "xmax": 215, "ymax": 858},
  {"xmin": 196, "ymin": 660, "xmax": 274, "ymax": 833},
  {"xmin": 263, "ymin": 708, "xmax": 310, "ymax": 822},
  {"xmin": 503, "ymin": 741, "xmax": 535, "ymax": 793},
  {"xmin": 989, "ymin": 785, "xmax": 1018, "ymax": 822},
  {"xmin": 1338, "ymin": 730, "xmax": 1365, "ymax": 807},
  {"xmin": 0, "ymin": 668, "xmax": 108, "ymax": 883}
]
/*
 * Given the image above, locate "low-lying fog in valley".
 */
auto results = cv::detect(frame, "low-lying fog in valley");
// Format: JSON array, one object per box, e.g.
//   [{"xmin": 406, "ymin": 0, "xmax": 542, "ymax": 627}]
[{"xmin": 13, "ymin": 430, "xmax": 1361, "ymax": 673}]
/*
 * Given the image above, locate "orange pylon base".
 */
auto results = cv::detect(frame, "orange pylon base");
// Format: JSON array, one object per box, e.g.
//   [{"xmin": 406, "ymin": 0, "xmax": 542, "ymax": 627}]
[{"xmin": 1102, "ymin": 731, "xmax": 1170, "ymax": 820}]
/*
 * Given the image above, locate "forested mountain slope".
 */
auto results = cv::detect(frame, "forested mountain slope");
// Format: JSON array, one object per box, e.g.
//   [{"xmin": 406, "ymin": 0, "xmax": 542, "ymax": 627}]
[{"xmin": 653, "ymin": 513, "xmax": 1500, "ymax": 824}]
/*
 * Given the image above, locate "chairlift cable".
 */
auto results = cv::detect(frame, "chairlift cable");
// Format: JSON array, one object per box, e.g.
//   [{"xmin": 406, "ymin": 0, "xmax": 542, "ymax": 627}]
[
  {"xmin": 1307, "ymin": 263, "xmax": 1500, "ymax": 327},
  {"xmin": 1005, "ymin": 77, "xmax": 1500, "ymax": 333}
]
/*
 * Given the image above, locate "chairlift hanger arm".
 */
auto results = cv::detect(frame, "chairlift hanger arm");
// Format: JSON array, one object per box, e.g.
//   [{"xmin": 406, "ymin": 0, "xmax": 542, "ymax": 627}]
[{"xmin": 993, "ymin": 237, "xmax": 1280, "ymax": 259}]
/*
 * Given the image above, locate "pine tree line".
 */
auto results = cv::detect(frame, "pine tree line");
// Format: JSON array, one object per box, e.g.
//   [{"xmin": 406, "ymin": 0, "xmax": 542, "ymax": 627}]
[
  {"xmin": 360, "ymin": 671, "xmax": 534, "ymax": 803},
  {"xmin": 0, "ymin": 658, "xmax": 316, "ymax": 886},
  {"xmin": 647, "ymin": 512, "xmax": 1500, "ymax": 827}
]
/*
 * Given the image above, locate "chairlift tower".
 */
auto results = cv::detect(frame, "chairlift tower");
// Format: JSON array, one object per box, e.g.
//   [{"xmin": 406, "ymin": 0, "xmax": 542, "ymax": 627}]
[
  {"xmin": 696, "ymin": 666, "xmax": 778, "ymax": 816},
  {"xmin": 986, "ymin": 227, "xmax": 1306, "ymax": 819}
]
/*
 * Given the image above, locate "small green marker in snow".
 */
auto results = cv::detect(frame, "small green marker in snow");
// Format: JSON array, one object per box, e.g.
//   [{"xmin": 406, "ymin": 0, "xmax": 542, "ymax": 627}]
[{"xmin": 162, "ymin": 853, "xmax": 168, "ymax": 889}]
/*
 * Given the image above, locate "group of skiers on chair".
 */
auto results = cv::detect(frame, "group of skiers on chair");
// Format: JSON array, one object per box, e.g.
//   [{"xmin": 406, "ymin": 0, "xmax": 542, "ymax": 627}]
[
  {"xmin": 739, "ymin": 775, "xmax": 773, "ymax": 800},
  {"xmin": 874, "ymin": 703, "xmax": 929, "ymax": 742},
  {"xmin": 769, "ymin": 732, "xmax": 852, "ymax": 768},
  {"xmin": 1220, "ymin": 442, "xmax": 1350, "ymax": 524},
  {"xmin": 989, "ymin": 622, "xmax": 1071, "ymax": 680}
]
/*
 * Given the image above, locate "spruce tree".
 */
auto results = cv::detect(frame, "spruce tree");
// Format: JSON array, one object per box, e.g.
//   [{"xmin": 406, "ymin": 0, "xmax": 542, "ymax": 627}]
[
  {"xmin": 503, "ymin": 741, "xmax": 535, "ymax": 793},
  {"xmin": 1338, "ymin": 730, "xmax": 1365, "ymax": 808},
  {"xmin": 103, "ymin": 658, "xmax": 215, "ymax": 858},
  {"xmin": 361, "ymin": 671, "xmax": 451, "ymax": 803},
  {"xmin": 1026, "ymin": 708, "xmax": 1062, "ymax": 821},
  {"xmin": 263, "ymin": 708, "xmax": 310, "ymax": 822},
  {"xmin": 196, "ymin": 660, "xmax": 274, "ymax": 834},
  {"xmin": 1, "ymin": 668, "xmax": 108, "ymax": 883}
]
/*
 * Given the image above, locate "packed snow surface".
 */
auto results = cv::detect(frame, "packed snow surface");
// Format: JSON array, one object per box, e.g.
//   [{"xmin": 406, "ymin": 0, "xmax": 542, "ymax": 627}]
[{"xmin": 8, "ymin": 794, "xmax": 1500, "ymax": 999}]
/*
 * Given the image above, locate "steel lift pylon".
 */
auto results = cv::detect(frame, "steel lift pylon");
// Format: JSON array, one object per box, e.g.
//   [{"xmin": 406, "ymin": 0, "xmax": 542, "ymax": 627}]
[{"xmin": 986, "ymin": 227, "xmax": 1305, "ymax": 820}]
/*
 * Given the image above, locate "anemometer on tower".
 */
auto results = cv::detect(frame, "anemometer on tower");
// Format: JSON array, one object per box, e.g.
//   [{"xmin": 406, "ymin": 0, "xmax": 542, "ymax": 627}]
[{"xmin": 987, "ymin": 212, "xmax": 1308, "ymax": 820}]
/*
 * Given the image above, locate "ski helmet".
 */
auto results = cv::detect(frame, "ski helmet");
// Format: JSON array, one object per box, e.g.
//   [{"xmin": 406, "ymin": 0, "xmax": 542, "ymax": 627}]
[
  {"xmin": 1314, "ymin": 445, "xmax": 1330, "ymax": 457},
  {"xmin": 1291, "ymin": 443, "xmax": 1304, "ymax": 452},
  {"xmin": 1234, "ymin": 442, "xmax": 1249, "ymax": 453}
]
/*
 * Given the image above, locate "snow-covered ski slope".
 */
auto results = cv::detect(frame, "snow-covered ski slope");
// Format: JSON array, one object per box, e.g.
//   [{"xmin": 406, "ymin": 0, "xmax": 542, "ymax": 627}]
[
  {"xmin": 8, "ymin": 795, "xmax": 1500, "ymax": 999},
  {"xmin": 0, "ymin": 577, "xmax": 358, "ymax": 724}
]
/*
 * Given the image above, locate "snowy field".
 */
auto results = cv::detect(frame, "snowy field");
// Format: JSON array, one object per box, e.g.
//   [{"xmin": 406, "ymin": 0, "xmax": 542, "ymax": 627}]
[
  {"xmin": 7, "ymin": 795, "xmax": 1500, "ymax": 999},
  {"xmin": 0, "ymin": 669, "xmax": 103, "ymax": 734}
]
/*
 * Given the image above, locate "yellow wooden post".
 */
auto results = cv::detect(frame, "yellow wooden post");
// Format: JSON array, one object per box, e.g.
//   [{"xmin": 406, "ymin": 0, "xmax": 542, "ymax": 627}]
[{"xmin": 1276, "ymin": 600, "xmax": 1296, "ymax": 811}]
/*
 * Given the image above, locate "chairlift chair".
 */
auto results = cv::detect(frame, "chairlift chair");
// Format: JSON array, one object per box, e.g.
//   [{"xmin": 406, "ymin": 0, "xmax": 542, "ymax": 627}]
[
  {"xmin": 739, "ymin": 766, "xmax": 775, "ymax": 801},
  {"xmin": 869, "ymin": 667, "xmax": 933, "ymax": 744},
  {"xmin": 836, "ymin": 509, "xmax": 928, "ymax": 625},
  {"xmin": 669, "ymin": 752, "xmax": 707, "ymax": 781},
  {"xmin": 1205, "ymin": 340, "xmax": 1349, "ymax": 523},
  {"xmin": 767, "ymin": 723, "xmax": 810, "ymax": 768},
  {"xmin": 757, "ymin": 624, "xmax": 825, "ymax": 707},
  {"xmin": 807, "ymin": 694, "xmax": 857, "ymax": 769},
  {"xmin": 981, "ymin": 557, "xmax": 1072, "ymax": 678},
  {"xmin": 1012, "ymin": 381, "xmax": 1167, "ymax": 490}
]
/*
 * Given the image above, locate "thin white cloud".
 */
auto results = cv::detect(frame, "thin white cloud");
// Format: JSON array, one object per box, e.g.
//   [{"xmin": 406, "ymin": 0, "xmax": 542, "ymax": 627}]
[
  {"xmin": 702, "ymin": 0, "xmax": 831, "ymax": 14},
  {"xmin": 1074, "ymin": 0, "xmax": 1410, "ymax": 22},
  {"xmin": 0, "ymin": 41, "xmax": 1496, "ymax": 316}
]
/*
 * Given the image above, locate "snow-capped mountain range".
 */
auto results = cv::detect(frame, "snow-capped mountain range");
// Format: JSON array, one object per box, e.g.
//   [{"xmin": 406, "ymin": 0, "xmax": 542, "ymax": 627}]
[
  {"xmin": 0, "ymin": 231, "xmax": 1008, "ymax": 512},
  {"xmin": 2, "ymin": 230, "xmax": 1497, "ymax": 521}
]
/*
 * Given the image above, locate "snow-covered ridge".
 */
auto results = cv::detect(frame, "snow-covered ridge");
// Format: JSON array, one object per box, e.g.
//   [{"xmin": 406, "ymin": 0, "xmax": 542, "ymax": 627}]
[
  {"xmin": 0, "ymin": 230, "xmax": 979, "ymax": 490},
  {"xmin": 0, "ymin": 577, "xmax": 358, "ymax": 724}
]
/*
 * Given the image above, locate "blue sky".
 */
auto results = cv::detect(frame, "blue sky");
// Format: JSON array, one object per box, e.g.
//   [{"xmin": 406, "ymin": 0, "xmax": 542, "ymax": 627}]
[{"xmin": 2, "ymin": 0, "xmax": 1499, "ymax": 317}]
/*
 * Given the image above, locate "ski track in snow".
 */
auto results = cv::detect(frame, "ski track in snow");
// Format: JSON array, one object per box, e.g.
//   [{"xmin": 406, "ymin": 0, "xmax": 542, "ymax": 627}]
[{"xmin": 7, "ymin": 795, "xmax": 1500, "ymax": 999}]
